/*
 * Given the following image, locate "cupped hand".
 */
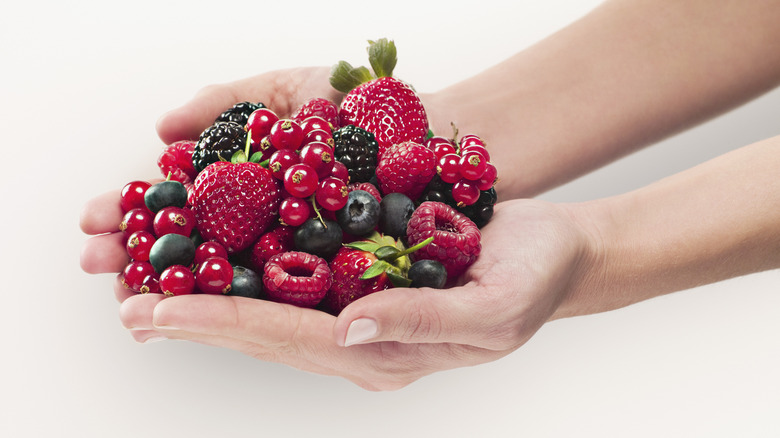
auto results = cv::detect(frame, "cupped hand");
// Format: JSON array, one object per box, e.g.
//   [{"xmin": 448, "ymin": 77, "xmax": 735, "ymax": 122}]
[
  {"xmin": 155, "ymin": 66, "xmax": 343, "ymax": 145},
  {"xmin": 82, "ymin": 192, "xmax": 596, "ymax": 391}
]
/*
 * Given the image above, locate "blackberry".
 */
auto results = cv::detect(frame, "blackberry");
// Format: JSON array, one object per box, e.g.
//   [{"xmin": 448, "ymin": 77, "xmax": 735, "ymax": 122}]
[
  {"xmin": 192, "ymin": 121, "xmax": 247, "ymax": 173},
  {"xmin": 215, "ymin": 101, "xmax": 266, "ymax": 126},
  {"xmin": 420, "ymin": 175, "xmax": 497, "ymax": 228},
  {"xmin": 332, "ymin": 125, "xmax": 379, "ymax": 183}
]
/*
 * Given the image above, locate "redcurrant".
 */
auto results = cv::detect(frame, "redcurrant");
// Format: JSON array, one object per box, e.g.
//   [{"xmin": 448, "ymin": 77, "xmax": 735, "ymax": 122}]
[
  {"xmin": 268, "ymin": 149, "xmax": 300, "ymax": 180},
  {"xmin": 153, "ymin": 206, "xmax": 195, "ymax": 237},
  {"xmin": 283, "ymin": 163, "xmax": 319, "ymax": 198},
  {"xmin": 269, "ymin": 119, "xmax": 304, "ymax": 150},
  {"xmin": 452, "ymin": 179, "xmax": 481, "ymax": 206},
  {"xmin": 315, "ymin": 177, "xmax": 349, "ymax": 211},
  {"xmin": 195, "ymin": 257, "xmax": 234, "ymax": 294},
  {"xmin": 126, "ymin": 230, "xmax": 156, "ymax": 261},
  {"xmin": 120, "ymin": 181, "xmax": 152, "ymax": 213},
  {"xmin": 458, "ymin": 151, "xmax": 488, "ymax": 181},
  {"xmin": 279, "ymin": 196, "xmax": 312, "ymax": 227},
  {"xmin": 159, "ymin": 265, "xmax": 196, "ymax": 296},
  {"xmin": 436, "ymin": 154, "xmax": 462, "ymax": 184}
]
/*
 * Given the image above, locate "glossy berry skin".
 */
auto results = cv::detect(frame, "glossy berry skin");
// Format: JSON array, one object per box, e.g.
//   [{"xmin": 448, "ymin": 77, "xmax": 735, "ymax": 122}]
[
  {"xmin": 268, "ymin": 149, "xmax": 300, "ymax": 180},
  {"xmin": 452, "ymin": 179, "xmax": 481, "ymax": 206},
  {"xmin": 294, "ymin": 218, "xmax": 342, "ymax": 259},
  {"xmin": 437, "ymin": 153, "xmax": 462, "ymax": 184},
  {"xmin": 279, "ymin": 196, "xmax": 312, "ymax": 227},
  {"xmin": 262, "ymin": 251, "xmax": 331, "ymax": 308},
  {"xmin": 324, "ymin": 247, "xmax": 391, "ymax": 314},
  {"xmin": 458, "ymin": 152, "xmax": 488, "ymax": 181},
  {"xmin": 246, "ymin": 108, "xmax": 279, "ymax": 141},
  {"xmin": 406, "ymin": 201, "xmax": 481, "ymax": 279},
  {"xmin": 119, "ymin": 208, "xmax": 155, "ymax": 236},
  {"xmin": 378, "ymin": 192, "xmax": 415, "ymax": 239},
  {"xmin": 158, "ymin": 140, "xmax": 197, "ymax": 184},
  {"xmin": 194, "ymin": 241, "xmax": 229, "ymax": 266},
  {"xmin": 375, "ymin": 141, "xmax": 436, "ymax": 201},
  {"xmin": 269, "ymin": 119, "xmax": 304, "ymax": 150},
  {"xmin": 424, "ymin": 136, "xmax": 457, "ymax": 158},
  {"xmin": 336, "ymin": 189, "xmax": 380, "ymax": 236},
  {"xmin": 122, "ymin": 261, "xmax": 157, "ymax": 293},
  {"xmin": 120, "ymin": 181, "xmax": 151, "ymax": 213},
  {"xmin": 477, "ymin": 163, "xmax": 498, "ymax": 191},
  {"xmin": 339, "ymin": 76, "xmax": 428, "ymax": 160},
  {"xmin": 159, "ymin": 265, "xmax": 196, "ymax": 296},
  {"xmin": 144, "ymin": 180, "xmax": 188, "ymax": 213},
  {"xmin": 228, "ymin": 266, "xmax": 264, "ymax": 299},
  {"xmin": 215, "ymin": 101, "xmax": 266, "ymax": 126},
  {"xmin": 126, "ymin": 231, "xmax": 156, "ymax": 261},
  {"xmin": 148, "ymin": 233, "xmax": 196, "ymax": 274},
  {"xmin": 192, "ymin": 161, "xmax": 280, "ymax": 254},
  {"xmin": 408, "ymin": 259, "xmax": 447, "ymax": 289},
  {"xmin": 330, "ymin": 160, "xmax": 349, "ymax": 183},
  {"xmin": 153, "ymin": 206, "xmax": 195, "ymax": 237},
  {"xmin": 315, "ymin": 177, "xmax": 348, "ymax": 211},
  {"xmin": 299, "ymin": 141, "xmax": 335, "ymax": 178},
  {"xmin": 195, "ymin": 257, "xmax": 233, "ymax": 294},
  {"xmin": 299, "ymin": 116, "xmax": 334, "ymax": 135},
  {"xmin": 283, "ymin": 163, "xmax": 319, "ymax": 198}
]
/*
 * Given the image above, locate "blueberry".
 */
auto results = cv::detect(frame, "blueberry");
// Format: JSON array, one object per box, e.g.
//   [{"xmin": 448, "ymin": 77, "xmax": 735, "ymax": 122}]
[
  {"xmin": 294, "ymin": 218, "xmax": 343, "ymax": 259},
  {"xmin": 228, "ymin": 266, "xmax": 263, "ymax": 299},
  {"xmin": 148, "ymin": 233, "xmax": 196, "ymax": 273},
  {"xmin": 336, "ymin": 190, "xmax": 380, "ymax": 236},
  {"xmin": 408, "ymin": 259, "xmax": 447, "ymax": 289},
  {"xmin": 378, "ymin": 192, "xmax": 415, "ymax": 239},
  {"xmin": 144, "ymin": 180, "xmax": 188, "ymax": 213}
]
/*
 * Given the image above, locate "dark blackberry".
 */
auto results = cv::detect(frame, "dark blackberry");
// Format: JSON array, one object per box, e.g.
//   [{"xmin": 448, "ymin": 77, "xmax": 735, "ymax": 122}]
[
  {"xmin": 420, "ymin": 176, "xmax": 497, "ymax": 228},
  {"xmin": 332, "ymin": 125, "xmax": 379, "ymax": 183},
  {"xmin": 192, "ymin": 121, "xmax": 247, "ymax": 173},
  {"xmin": 215, "ymin": 101, "xmax": 266, "ymax": 126}
]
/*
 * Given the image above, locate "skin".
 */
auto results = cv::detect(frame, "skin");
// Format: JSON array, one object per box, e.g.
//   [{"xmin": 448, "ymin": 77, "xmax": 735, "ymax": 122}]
[{"xmin": 80, "ymin": 0, "xmax": 780, "ymax": 391}]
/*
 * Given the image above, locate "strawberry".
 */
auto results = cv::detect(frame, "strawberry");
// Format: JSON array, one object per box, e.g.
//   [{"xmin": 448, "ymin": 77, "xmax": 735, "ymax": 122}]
[
  {"xmin": 192, "ymin": 151, "xmax": 281, "ymax": 254},
  {"xmin": 375, "ymin": 140, "xmax": 436, "ymax": 201},
  {"xmin": 330, "ymin": 38, "xmax": 429, "ymax": 160},
  {"xmin": 324, "ymin": 232, "xmax": 433, "ymax": 314}
]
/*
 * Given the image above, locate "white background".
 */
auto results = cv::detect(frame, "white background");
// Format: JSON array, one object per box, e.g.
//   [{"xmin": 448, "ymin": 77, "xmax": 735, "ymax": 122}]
[{"xmin": 2, "ymin": 1, "xmax": 779, "ymax": 437}]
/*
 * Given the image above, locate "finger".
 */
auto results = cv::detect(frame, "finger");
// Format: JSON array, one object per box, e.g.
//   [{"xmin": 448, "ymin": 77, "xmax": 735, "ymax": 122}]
[
  {"xmin": 333, "ymin": 285, "xmax": 530, "ymax": 351},
  {"xmin": 80, "ymin": 189, "xmax": 123, "ymax": 235},
  {"xmin": 80, "ymin": 232, "xmax": 129, "ymax": 274},
  {"xmin": 114, "ymin": 274, "xmax": 137, "ymax": 303},
  {"xmin": 119, "ymin": 293, "xmax": 167, "ymax": 330}
]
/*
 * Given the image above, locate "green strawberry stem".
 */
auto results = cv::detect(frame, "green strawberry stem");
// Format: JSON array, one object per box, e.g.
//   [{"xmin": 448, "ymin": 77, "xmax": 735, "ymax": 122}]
[{"xmin": 329, "ymin": 38, "xmax": 398, "ymax": 93}]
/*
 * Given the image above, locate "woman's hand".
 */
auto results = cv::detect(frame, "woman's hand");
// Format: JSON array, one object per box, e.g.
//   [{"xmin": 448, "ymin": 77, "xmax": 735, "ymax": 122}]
[{"xmin": 82, "ymin": 195, "xmax": 596, "ymax": 391}]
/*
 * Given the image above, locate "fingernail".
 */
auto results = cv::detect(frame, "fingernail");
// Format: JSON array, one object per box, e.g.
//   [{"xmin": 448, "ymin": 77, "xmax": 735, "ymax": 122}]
[
  {"xmin": 142, "ymin": 335, "xmax": 167, "ymax": 344},
  {"xmin": 344, "ymin": 318, "xmax": 377, "ymax": 347}
]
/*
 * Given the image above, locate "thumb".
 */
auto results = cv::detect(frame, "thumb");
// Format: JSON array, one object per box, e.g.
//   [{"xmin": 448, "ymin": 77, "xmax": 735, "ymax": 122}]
[{"xmin": 333, "ymin": 284, "xmax": 518, "ymax": 350}]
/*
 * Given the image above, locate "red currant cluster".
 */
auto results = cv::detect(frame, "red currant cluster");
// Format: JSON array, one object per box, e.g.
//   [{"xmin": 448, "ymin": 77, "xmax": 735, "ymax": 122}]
[
  {"xmin": 246, "ymin": 108, "xmax": 351, "ymax": 227},
  {"xmin": 424, "ymin": 134, "xmax": 497, "ymax": 206},
  {"xmin": 118, "ymin": 180, "xmax": 235, "ymax": 297}
]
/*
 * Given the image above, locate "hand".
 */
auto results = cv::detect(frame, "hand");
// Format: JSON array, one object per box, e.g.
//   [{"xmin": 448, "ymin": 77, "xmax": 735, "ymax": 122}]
[
  {"xmin": 155, "ymin": 66, "xmax": 343, "ymax": 145},
  {"xmin": 83, "ymin": 194, "xmax": 595, "ymax": 391}
]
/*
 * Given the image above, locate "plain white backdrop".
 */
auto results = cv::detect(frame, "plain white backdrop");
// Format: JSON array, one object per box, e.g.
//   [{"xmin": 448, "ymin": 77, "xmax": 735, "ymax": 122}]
[{"xmin": 2, "ymin": 1, "xmax": 778, "ymax": 436}]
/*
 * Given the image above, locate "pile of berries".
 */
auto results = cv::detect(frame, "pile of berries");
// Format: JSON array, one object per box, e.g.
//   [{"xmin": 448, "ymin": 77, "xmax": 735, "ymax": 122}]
[{"xmin": 116, "ymin": 39, "xmax": 498, "ymax": 314}]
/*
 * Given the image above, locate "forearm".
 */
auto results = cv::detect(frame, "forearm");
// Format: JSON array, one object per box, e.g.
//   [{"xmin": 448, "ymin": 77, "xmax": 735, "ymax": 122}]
[
  {"xmin": 556, "ymin": 134, "xmax": 780, "ymax": 318},
  {"xmin": 424, "ymin": 0, "xmax": 780, "ymax": 199}
]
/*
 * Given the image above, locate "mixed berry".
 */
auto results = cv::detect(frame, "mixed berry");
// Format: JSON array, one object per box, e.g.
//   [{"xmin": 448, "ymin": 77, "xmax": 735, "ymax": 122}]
[{"xmin": 116, "ymin": 39, "xmax": 498, "ymax": 314}]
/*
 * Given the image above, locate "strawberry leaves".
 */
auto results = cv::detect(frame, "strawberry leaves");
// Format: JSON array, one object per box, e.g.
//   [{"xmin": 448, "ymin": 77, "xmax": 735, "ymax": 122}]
[
  {"xmin": 329, "ymin": 38, "xmax": 398, "ymax": 93},
  {"xmin": 343, "ymin": 231, "xmax": 433, "ymax": 287}
]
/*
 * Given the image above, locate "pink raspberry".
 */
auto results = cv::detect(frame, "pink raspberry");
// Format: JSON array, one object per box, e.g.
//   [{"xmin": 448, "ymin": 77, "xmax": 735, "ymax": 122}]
[
  {"xmin": 406, "ymin": 201, "xmax": 481, "ymax": 278},
  {"xmin": 262, "ymin": 251, "xmax": 331, "ymax": 308},
  {"xmin": 158, "ymin": 140, "xmax": 197, "ymax": 184},
  {"xmin": 291, "ymin": 98, "xmax": 340, "ymax": 130}
]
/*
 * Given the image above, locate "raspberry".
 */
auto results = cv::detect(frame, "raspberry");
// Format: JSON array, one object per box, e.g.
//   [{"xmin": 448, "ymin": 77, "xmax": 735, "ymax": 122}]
[
  {"xmin": 406, "ymin": 201, "xmax": 481, "ymax": 278},
  {"xmin": 291, "ymin": 98, "xmax": 340, "ymax": 129},
  {"xmin": 262, "ymin": 251, "xmax": 331, "ymax": 308},
  {"xmin": 375, "ymin": 141, "xmax": 436, "ymax": 201},
  {"xmin": 158, "ymin": 140, "xmax": 197, "ymax": 184},
  {"xmin": 347, "ymin": 182, "xmax": 382, "ymax": 203}
]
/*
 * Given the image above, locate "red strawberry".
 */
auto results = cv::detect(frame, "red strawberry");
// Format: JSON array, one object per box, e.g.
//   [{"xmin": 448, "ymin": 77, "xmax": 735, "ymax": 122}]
[
  {"xmin": 324, "ymin": 232, "xmax": 414, "ymax": 314},
  {"xmin": 330, "ymin": 39, "xmax": 429, "ymax": 160},
  {"xmin": 375, "ymin": 141, "xmax": 436, "ymax": 201},
  {"xmin": 192, "ymin": 158, "xmax": 280, "ymax": 254}
]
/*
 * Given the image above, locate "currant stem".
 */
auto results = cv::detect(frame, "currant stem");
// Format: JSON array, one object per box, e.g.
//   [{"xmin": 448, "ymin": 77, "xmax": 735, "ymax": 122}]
[{"xmin": 310, "ymin": 196, "xmax": 326, "ymax": 228}]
